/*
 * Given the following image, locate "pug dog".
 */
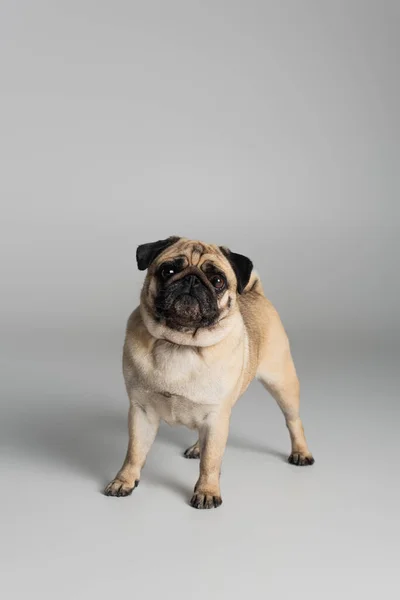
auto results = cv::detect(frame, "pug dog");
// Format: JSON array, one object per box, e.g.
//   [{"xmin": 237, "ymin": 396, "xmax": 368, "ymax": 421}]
[{"xmin": 104, "ymin": 236, "xmax": 314, "ymax": 509}]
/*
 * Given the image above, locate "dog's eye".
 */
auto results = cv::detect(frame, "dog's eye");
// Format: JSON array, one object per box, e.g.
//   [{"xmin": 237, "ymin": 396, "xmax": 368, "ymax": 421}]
[
  {"xmin": 210, "ymin": 275, "xmax": 225, "ymax": 290},
  {"xmin": 160, "ymin": 266, "xmax": 176, "ymax": 279}
]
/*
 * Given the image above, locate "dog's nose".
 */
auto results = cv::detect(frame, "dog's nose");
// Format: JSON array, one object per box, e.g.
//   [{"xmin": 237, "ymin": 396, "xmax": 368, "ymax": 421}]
[{"xmin": 185, "ymin": 275, "xmax": 201, "ymax": 290}]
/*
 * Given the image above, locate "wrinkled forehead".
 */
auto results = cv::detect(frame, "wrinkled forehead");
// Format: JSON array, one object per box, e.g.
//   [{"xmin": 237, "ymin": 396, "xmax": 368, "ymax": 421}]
[{"xmin": 154, "ymin": 239, "xmax": 228, "ymax": 271}]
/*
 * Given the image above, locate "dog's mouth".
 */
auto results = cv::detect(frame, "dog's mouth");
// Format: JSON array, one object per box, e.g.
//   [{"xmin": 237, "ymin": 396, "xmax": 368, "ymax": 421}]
[
  {"xmin": 172, "ymin": 294, "xmax": 202, "ymax": 322},
  {"xmin": 158, "ymin": 295, "xmax": 219, "ymax": 330},
  {"xmin": 155, "ymin": 286, "xmax": 220, "ymax": 331}
]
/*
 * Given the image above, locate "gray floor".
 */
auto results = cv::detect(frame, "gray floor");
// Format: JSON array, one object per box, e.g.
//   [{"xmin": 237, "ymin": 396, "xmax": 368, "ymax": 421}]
[{"xmin": 1, "ymin": 327, "xmax": 398, "ymax": 599}]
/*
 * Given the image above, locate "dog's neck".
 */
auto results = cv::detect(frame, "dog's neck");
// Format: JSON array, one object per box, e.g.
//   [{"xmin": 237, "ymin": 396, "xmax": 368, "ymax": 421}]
[{"xmin": 140, "ymin": 302, "xmax": 243, "ymax": 348}]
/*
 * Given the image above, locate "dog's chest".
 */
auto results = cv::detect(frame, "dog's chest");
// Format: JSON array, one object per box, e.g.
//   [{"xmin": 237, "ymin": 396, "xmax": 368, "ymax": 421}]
[
  {"xmin": 130, "ymin": 341, "xmax": 234, "ymax": 425},
  {"xmin": 147, "ymin": 342, "xmax": 228, "ymax": 400}
]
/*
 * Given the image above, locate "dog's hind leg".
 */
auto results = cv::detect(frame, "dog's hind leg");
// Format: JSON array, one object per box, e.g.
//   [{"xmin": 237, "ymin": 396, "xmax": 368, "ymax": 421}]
[
  {"xmin": 256, "ymin": 325, "xmax": 314, "ymax": 466},
  {"xmin": 184, "ymin": 439, "xmax": 200, "ymax": 459}
]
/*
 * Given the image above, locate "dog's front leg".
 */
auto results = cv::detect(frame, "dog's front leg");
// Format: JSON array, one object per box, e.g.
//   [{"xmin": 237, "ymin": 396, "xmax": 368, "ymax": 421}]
[
  {"xmin": 104, "ymin": 402, "xmax": 159, "ymax": 497},
  {"xmin": 190, "ymin": 410, "xmax": 230, "ymax": 510}
]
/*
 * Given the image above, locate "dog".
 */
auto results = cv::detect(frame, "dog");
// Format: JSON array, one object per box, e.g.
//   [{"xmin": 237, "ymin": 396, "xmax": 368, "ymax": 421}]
[{"xmin": 104, "ymin": 236, "xmax": 314, "ymax": 509}]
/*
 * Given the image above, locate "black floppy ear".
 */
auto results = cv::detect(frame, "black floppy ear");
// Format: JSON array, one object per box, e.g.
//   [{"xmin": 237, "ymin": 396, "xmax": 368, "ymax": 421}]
[
  {"xmin": 220, "ymin": 247, "xmax": 253, "ymax": 294},
  {"xmin": 136, "ymin": 236, "xmax": 180, "ymax": 271}
]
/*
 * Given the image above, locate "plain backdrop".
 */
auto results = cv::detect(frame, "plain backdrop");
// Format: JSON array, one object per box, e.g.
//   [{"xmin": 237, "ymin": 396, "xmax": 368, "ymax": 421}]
[{"xmin": 1, "ymin": 2, "xmax": 399, "ymax": 599}]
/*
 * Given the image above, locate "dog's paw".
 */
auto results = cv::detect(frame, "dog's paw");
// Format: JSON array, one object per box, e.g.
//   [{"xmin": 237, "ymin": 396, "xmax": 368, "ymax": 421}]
[
  {"xmin": 184, "ymin": 443, "xmax": 200, "ymax": 459},
  {"xmin": 190, "ymin": 492, "xmax": 222, "ymax": 510},
  {"xmin": 104, "ymin": 478, "xmax": 139, "ymax": 497},
  {"xmin": 288, "ymin": 452, "xmax": 315, "ymax": 466}
]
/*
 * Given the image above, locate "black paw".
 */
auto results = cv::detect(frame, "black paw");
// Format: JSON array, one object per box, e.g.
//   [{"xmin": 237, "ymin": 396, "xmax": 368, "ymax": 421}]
[
  {"xmin": 190, "ymin": 492, "xmax": 222, "ymax": 510},
  {"xmin": 288, "ymin": 453, "xmax": 315, "ymax": 466},
  {"xmin": 184, "ymin": 444, "xmax": 200, "ymax": 459},
  {"xmin": 104, "ymin": 478, "xmax": 139, "ymax": 497}
]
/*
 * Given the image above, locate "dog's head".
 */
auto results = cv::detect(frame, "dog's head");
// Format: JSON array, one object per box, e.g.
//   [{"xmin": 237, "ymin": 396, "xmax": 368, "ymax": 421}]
[{"xmin": 136, "ymin": 236, "xmax": 253, "ymax": 345}]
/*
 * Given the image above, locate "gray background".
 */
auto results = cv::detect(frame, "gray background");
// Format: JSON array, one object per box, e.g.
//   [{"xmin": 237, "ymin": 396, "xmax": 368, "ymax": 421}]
[{"xmin": 1, "ymin": 1, "xmax": 399, "ymax": 598}]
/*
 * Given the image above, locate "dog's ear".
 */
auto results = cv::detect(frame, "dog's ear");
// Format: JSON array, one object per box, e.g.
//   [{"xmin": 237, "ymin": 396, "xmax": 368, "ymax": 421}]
[
  {"xmin": 220, "ymin": 247, "xmax": 253, "ymax": 294},
  {"xmin": 136, "ymin": 236, "xmax": 180, "ymax": 271}
]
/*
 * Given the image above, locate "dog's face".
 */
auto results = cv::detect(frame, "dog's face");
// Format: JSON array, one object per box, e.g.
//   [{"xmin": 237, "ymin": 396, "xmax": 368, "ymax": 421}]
[{"xmin": 137, "ymin": 237, "xmax": 253, "ymax": 345}]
